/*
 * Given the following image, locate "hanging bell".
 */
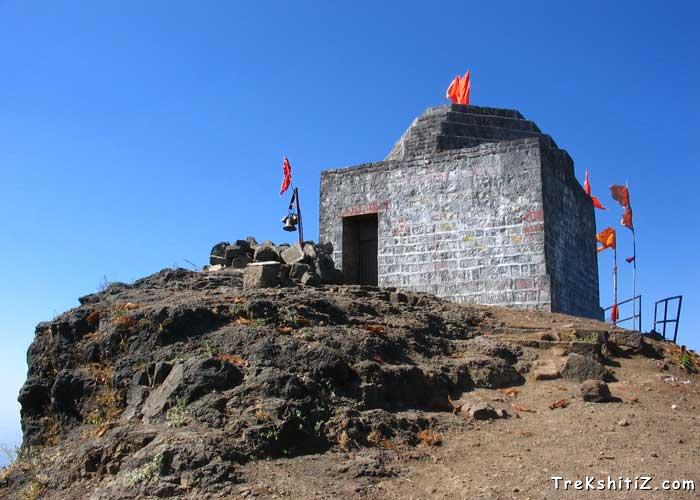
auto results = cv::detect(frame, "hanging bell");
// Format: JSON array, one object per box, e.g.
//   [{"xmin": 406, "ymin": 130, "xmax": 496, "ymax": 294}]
[{"xmin": 282, "ymin": 213, "xmax": 298, "ymax": 232}]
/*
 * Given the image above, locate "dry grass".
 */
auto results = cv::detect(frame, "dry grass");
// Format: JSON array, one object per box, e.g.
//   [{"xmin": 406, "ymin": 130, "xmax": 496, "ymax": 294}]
[
  {"xmin": 363, "ymin": 325, "xmax": 387, "ymax": 335},
  {"xmin": 39, "ymin": 416, "xmax": 62, "ymax": 447},
  {"xmin": 367, "ymin": 430, "xmax": 399, "ymax": 450},
  {"xmin": 217, "ymin": 354, "xmax": 248, "ymax": 367},
  {"xmin": 417, "ymin": 429, "xmax": 443, "ymax": 447},
  {"xmin": 85, "ymin": 311, "xmax": 101, "ymax": 326},
  {"xmin": 548, "ymin": 398, "xmax": 570, "ymax": 410},
  {"xmin": 86, "ymin": 385, "xmax": 123, "ymax": 427},
  {"xmin": 337, "ymin": 431, "xmax": 350, "ymax": 451},
  {"xmin": 254, "ymin": 408, "xmax": 273, "ymax": 422},
  {"xmin": 83, "ymin": 362, "xmax": 115, "ymax": 384},
  {"xmin": 18, "ymin": 480, "xmax": 47, "ymax": 500}
]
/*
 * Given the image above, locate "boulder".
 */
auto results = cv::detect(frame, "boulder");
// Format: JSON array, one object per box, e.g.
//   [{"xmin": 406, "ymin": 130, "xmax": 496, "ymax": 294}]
[
  {"xmin": 580, "ymin": 380, "xmax": 613, "ymax": 403},
  {"xmin": 462, "ymin": 403, "xmax": 500, "ymax": 420},
  {"xmin": 209, "ymin": 255, "xmax": 231, "ymax": 267},
  {"xmin": 463, "ymin": 355, "xmax": 524, "ymax": 389},
  {"xmin": 142, "ymin": 359, "xmax": 243, "ymax": 420},
  {"xmin": 289, "ymin": 263, "xmax": 312, "ymax": 280},
  {"xmin": 560, "ymin": 353, "xmax": 607, "ymax": 382},
  {"xmin": 315, "ymin": 254, "xmax": 338, "ymax": 283},
  {"xmin": 609, "ymin": 330, "xmax": 644, "ymax": 352},
  {"xmin": 210, "ymin": 241, "xmax": 229, "ymax": 259},
  {"xmin": 253, "ymin": 246, "xmax": 280, "ymax": 263},
  {"xmin": 230, "ymin": 254, "xmax": 252, "ymax": 269},
  {"xmin": 243, "ymin": 262, "xmax": 281, "ymax": 288},
  {"xmin": 281, "ymin": 244, "xmax": 305, "ymax": 265},
  {"xmin": 225, "ymin": 245, "xmax": 247, "ymax": 259},
  {"xmin": 534, "ymin": 363, "xmax": 561, "ymax": 381},
  {"xmin": 300, "ymin": 271, "xmax": 321, "ymax": 287},
  {"xmin": 303, "ymin": 244, "xmax": 317, "ymax": 260}
]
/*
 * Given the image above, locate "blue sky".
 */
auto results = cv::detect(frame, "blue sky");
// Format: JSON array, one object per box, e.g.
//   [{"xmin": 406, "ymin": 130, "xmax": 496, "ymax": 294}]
[{"xmin": 1, "ymin": 1, "xmax": 698, "ymax": 457}]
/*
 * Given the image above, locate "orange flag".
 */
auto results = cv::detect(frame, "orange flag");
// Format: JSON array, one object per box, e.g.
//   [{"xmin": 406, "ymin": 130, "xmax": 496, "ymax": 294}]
[
  {"xmin": 610, "ymin": 185, "xmax": 630, "ymax": 208},
  {"xmin": 621, "ymin": 207, "xmax": 634, "ymax": 230},
  {"xmin": 446, "ymin": 70, "xmax": 470, "ymax": 105},
  {"xmin": 583, "ymin": 170, "xmax": 606, "ymax": 210},
  {"xmin": 611, "ymin": 303, "xmax": 619, "ymax": 323},
  {"xmin": 446, "ymin": 76, "xmax": 460, "ymax": 102},
  {"xmin": 596, "ymin": 227, "xmax": 616, "ymax": 252},
  {"xmin": 279, "ymin": 157, "xmax": 292, "ymax": 195}
]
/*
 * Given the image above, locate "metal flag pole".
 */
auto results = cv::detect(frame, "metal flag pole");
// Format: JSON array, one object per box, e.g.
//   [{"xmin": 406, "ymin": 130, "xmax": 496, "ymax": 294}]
[
  {"xmin": 626, "ymin": 181, "xmax": 638, "ymax": 331},
  {"xmin": 613, "ymin": 246, "xmax": 618, "ymax": 325},
  {"xmin": 632, "ymin": 227, "xmax": 638, "ymax": 330},
  {"xmin": 294, "ymin": 187, "xmax": 304, "ymax": 248}
]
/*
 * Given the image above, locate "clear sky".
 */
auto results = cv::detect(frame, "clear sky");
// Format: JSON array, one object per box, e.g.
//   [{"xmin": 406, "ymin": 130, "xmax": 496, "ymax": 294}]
[{"xmin": 1, "ymin": 1, "xmax": 698, "ymax": 458}]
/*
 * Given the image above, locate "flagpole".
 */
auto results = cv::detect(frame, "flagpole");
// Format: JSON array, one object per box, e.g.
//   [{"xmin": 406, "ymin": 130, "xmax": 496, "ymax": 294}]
[
  {"xmin": 613, "ymin": 246, "xmax": 618, "ymax": 325},
  {"xmin": 632, "ymin": 228, "xmax": 638, "ymax": 330}
]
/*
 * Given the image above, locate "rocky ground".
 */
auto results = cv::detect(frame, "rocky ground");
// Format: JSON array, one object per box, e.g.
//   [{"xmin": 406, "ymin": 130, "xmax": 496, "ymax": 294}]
[{"xmin": 1, "ymin": 267, "xmax": 698, "ymax": 499}]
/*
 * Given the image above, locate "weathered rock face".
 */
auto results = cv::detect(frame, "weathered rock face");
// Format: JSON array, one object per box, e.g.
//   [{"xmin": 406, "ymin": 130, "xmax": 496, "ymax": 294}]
[{"xmin": 12, "ymin": 267, "xmax": 536, "ymax": 498}]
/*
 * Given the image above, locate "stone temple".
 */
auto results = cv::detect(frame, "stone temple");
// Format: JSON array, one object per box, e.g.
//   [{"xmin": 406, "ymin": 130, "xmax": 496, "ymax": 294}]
[{"xmin": 319, "ymin": 104, "xmax": 603, "ymax": 320}]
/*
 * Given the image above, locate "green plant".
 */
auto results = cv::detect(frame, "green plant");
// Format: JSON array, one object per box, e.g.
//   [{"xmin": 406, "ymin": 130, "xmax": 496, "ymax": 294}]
[
  {"xmin": 111, "ymin": 307, "xmax": 127, "ymax": 321},
  {"xmin": 18, "ymin": 480, "xmax": 47, "ymax": 500},
  {"xmin": 260, "ymin": 425, "xmax": 280, "ymax": 442},
  {"xmin": 124, "ymin": 453, "xmax": 164, "ymax": 486},
  {"xmin": 203, "ymin": 339, "xmax": 219, "ymax": 357},
  {"xmin": 165, "ymin": 400, "xmax": 189, "ymax": 428},
  {"xmin": 680, "ymin": 353, "xmax": 697, "ymax": 373}
]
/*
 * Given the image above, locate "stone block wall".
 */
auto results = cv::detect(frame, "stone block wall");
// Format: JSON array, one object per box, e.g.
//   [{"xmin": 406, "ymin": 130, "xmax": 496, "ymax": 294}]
[{"xmin": 319, "ymin": 104, "xmax": 602, "ymax": 320}]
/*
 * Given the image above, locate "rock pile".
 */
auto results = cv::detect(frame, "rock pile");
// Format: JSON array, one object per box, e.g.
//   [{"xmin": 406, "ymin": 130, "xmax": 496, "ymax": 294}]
[{"xmin": 208, "ymin": 237, "xmax": 343, "ymax": 288}]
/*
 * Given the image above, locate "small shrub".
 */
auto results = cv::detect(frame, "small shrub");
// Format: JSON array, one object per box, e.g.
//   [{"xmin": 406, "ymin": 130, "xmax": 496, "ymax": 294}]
[
  {"xmin": 86, "ymin": 385, "xmax": 123, "ymax": 427},
  {"xmin": 165, "ymin": 400, "xmax": 188, "ymax": 428},
  {"xmin": 203, "ymin": 339, "xmax": 219, "ymax": 357},
  {"xmin": 337, "ymin": 430, "xmax": 350, "ymax": 451},
  {"xmin": 254, "ymin": 408, "xmax": 273, "ymax": 422},
  {"xmin": 124, "ymin": 453, "xmax": 164, "ymax": 486},
  {"xmin": 417, "ymin": 429, "xmax": 443, "ymax": 447},
  {"xmin": 18, "ymin": 480, "xmax": 46, "ymax": 500},
  {"xmin": 98, "ymin": 275, "xmax": 111, "ymax": 292},
  {"xmin": 680, "ymin": 353, "xmax": 697, "ymax": 373}
]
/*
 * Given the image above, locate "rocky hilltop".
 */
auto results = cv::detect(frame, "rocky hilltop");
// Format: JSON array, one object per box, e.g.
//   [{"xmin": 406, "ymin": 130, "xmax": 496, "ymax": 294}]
[{"xmin": 2, "ymin": 263, "xmax": 699, "ymax": 499}]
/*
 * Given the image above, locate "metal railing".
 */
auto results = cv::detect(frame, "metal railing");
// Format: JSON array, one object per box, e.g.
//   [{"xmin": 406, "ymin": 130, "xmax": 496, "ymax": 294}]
[
  {"xmin": 604, "ymin": 295, "xmax": 642, "ymax": 331},
  {"xmin": 653, "ymin": 295, "xmax": 683, "ymax": 343}
]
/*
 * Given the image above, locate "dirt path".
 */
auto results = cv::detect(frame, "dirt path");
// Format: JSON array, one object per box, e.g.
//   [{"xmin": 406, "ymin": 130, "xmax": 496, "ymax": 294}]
[{"xmin": 240, "ymin": 355, "xmax": 699, "ymax": 499}]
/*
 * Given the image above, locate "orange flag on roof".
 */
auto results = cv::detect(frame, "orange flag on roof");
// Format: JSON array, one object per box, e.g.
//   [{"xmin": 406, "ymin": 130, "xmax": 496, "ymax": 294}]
[
  {"xmin": 596, "ymin": 227, "xmax": 616, "ymax": 252},
  {"xmin": 610, "ymin": 185, "xmax": 630, "ymax": 208},
  {"xmin": 584, "ymin": 170, "xmax": 606, "ymax": 210},
  {"xmin": 446, "ymin": 70, "xmax": 470, "ymax": 105},
  {"xmin": 446, "ymin": 76, "xmax": 460, "ymax": 102}
]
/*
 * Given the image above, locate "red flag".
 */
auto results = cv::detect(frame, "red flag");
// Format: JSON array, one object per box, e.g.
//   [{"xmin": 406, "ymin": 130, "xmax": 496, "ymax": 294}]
[
  {"xmin": 611, "ymin": 303, "xmax": 619, "ymax": 323},
  {"xmin": 621, "ymin": 207, "xmax": 634, "ymax": 230},
  {"xmin": 610, "ymin": 185, "xmax": 630, "ymax": 208},
  {"xmin": 596, "ymin": 227, "xmax": 616, "ymax": 252},
  {"xmin": 280, "ymin": 157, "xmax": 292, "ymax": 195},
  {"xmin": 583, "ymin": 170, "xmax": 606, "ymax": 210}
]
